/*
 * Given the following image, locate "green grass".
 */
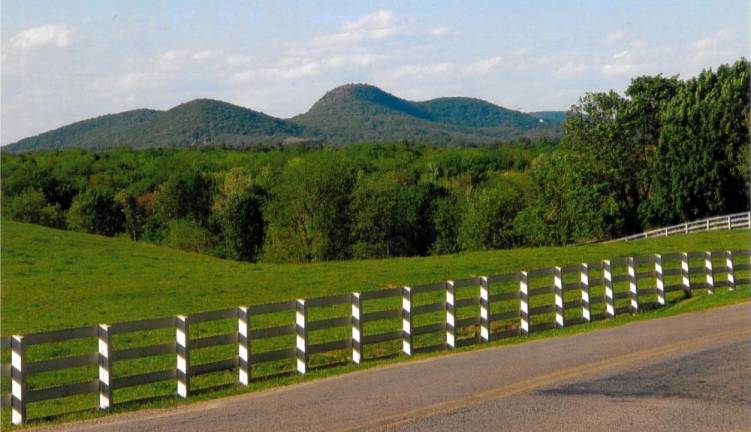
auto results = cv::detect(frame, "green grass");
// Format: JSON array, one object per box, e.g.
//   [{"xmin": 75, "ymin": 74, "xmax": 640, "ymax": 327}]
[{"xmin": 1, "ymin": 220, "xmax": 749, "ymax": 427}]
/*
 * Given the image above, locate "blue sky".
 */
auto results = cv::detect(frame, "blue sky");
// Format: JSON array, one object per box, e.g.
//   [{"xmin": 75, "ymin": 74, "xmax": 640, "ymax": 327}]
[{"xmin": 2, "ymin": 0, "xmax": 749, "ymax": 144}]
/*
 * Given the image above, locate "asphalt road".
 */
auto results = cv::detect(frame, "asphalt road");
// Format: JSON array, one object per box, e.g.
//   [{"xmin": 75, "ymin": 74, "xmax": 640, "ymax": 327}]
[{"xmin": 37, "ymin": 302, "xmax": 751, "ymax": 432}]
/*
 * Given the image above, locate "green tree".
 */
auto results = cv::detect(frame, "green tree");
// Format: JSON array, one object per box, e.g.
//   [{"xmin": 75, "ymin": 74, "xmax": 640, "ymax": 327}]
[
  {"xmin": 67, "ymin": 186, "xmax": 124, "ymax": 236},
  {"xmin": 152, "ymin": 170, "xmax": 213, "ymax": 227},
  {"xmin": 263, "ymin": 152, "xmax": 355, "ymax": 262},
  {"xmin": 213, "ymin": 168, "xmax": 267, "ymax": 261},
  {"xmin": 458, "ymin": 177, "xmax": 525, "ymax": 250},
  {"xmin": 164, "ymin": 219, "xmax": 213, "ymax": 253},
  {"xmin": 652, "ymin": 59, "xmax": 750, "ymax": 222}
]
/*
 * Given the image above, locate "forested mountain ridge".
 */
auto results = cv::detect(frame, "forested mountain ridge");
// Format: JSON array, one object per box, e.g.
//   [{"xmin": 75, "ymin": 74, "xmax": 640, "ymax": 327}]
[{"xmin": 5, "ymin": 84, "xmax": 563, "ymax": 152}]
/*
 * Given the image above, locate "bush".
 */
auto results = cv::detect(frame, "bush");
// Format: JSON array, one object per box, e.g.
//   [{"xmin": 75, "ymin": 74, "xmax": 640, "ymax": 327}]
[
  {"xmin": 66, "ymin": 186, "xmax": 124, "ymax": 236},
  {"xmin": 163, "ymin": 219, "xmax": 214, "ymax": 253}
]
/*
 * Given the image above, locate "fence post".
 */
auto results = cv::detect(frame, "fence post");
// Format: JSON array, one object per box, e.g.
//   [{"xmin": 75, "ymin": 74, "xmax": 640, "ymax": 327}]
[
  {"xmin": 176, "ymin": 315, "xmax": 190, "ymax": 398},
  {"xmin": 603, "ymin": 260, "xmax": 615, "ymax": 318},
  {"xmin": 726, "ymin": 251, "xmax": 735, "ymax": 291},
  {"xmin": 681, "ymin": 252, "xmax": 691, "ymax": 298},
  {"xmin": 655, "ymin": 254, "xmax": 665, "ymax": 306},
  {"xmin": 727, "ymin": 215, "xmax": 731, "ymax": 230},
  {"xmin": 98, "ymin": 324, "xmax": 112, "ymax": 409},
  {"xmin": 663, "ymin": 227, "xmax": 668, "ymax": 237},
  {"xmin": 480, "ymin": 277, "xmax": 490, "ymax": 342},
  {"xmin": 520, "ymin": 271, "xmax": 529, "ymax": 335},
  {"xmin": 628, "ymin": 257, "xmax": 638, "ymax": 314},
  {"xmin": 748, "ymin": 212, "xmax": 750, "ymax": 228},
  {"xmin": 295, "ymin": 300, "xmax": 308, "ymax": 374},
  {"xmin": 705, "ymin": 252, "xmax": 714, "ymax": 295},
  {"xmin": 11, "ymin": 335, "xmax": 25, "ymax": 425},
  {"xmin": 351, "ymin": 293, "xmax": 362, "ymax": 364},
  {"xmin": 402, "ymin": 287, "xmax": 413, "ymax": 355},
  {"xmin": 446, "ymin": 281, "xmax": 456, "ymax": 349},
  {"xmin": 706, "ymin": 219, "xmax": 710, "ymax": 231},
  {"xmin": 580, "ymin": 263, "xmax": 591, "ymax": 323},
  {"xmin": 238, "ymin": 306, "xmax": 250, "ymax": 385},
  {"xmin": 554, "ymin": 267, "xmax": 564, "ymax": 328}
]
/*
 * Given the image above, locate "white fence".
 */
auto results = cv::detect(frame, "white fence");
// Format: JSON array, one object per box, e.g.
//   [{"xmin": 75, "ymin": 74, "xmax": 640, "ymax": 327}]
[
  {"xmin": 611, "ymin": 211, "xmax": 750, "ymax": 242},
  {"xmin": 2, "ymin": 249, "xmax": 750, "ymax": 424}
]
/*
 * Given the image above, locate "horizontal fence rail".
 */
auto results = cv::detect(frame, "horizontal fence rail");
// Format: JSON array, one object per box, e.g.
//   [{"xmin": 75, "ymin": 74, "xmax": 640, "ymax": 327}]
[
  {"xmin": 609, "ymin": 212, "xmax": 750, "ymax": 242},
  {"xmin": 2, "ymin": 248, "xmax": 750, "ymax": 424}
]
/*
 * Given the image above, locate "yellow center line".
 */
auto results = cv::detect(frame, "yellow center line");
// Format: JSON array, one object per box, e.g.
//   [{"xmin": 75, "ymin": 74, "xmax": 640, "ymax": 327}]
[{"xmin": 335, "ymin": 330, "xmax": 750, "ymax": 432}]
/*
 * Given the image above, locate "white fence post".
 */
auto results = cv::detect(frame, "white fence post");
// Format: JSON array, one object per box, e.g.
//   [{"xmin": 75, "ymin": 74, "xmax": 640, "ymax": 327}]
[
  {"xmin": 351, "ymin": 293, "xmax": 362, "ymax": 364},
  {"xmin": 11, "ymin": 335, "xmax": 25, "ymax": 425},
  {"xmin": 681, "ymin": 252, "xmax": 691, "ymax": 298},
  {"xmin": 446, "ymin": 281, "xmax": 456, "ymax": 349},
  {"xmin": 554, "ymin": 267, "xmax": 564, "ymax": 328},
  {"xmin": 176, "ymin": 315, "xmax": 190, "ymax": 398},
  {"xmin": 580, "ymin": 263, "xmax": 591, "ymax": 323},
  {"xmin": 480, "ymin": 277, "xmax": 490, "ymax": 342},
  {"xmin": 402, "ymin": 287, "xmax": 413, "ymax": 355},
  {"xmin": 238, "ymin": 306, "xmax": 250, "ymax": 385},
  {"xmin": 727, "ymin": 215, "xmax": 731, "ymax": 230},
  {"xmin": 628, "ymin": 257, "xmax": 638, "ymax": 313},
  {"xmin": 705, "ymin": 252, "xmax": 714, "ymax": 295},
  {"xmin": 98, "ymin": 324, "xmax": 112, "ymax": 409},
  {"xmin": 655, "ymin": 254, "xmax": 665, "ymax": 305},
  {"xmin": 726, "ymin": 251, "xmax": 735, "ymax": 291},
  {"xmin": 520, "ymin": 271, "xmax": 529, "ymax": 335},
  {"xmin": 295, "ymin": 300, "xmax": 308, "ymax": 374},
  {"xmin": 603, "ymin": 260, "xmax": 615, "ymax": 318}
]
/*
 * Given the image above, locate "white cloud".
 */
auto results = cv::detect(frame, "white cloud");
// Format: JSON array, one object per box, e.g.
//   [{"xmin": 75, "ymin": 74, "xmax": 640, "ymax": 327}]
[
  {"xmin": 612, "ymin": 50, "xmax": 630, "ymax": 59},
  {"xmin": 8, "ymin": 24, "xmax": 74, "ymax": 51},
  {"xmin": 462, "ymin": 56, "xmax": 503, "ymax": 76},
  {"xmin": 391, "ymin": 62, "xmax": 455, "ymax": 78},
  {"xmin": 428, "ymin": 27, "xmax": 450, "ymax": 37},
  {"xmin": 344, "ymin": 10, "xmax": 394, "ymax": 31},
  {"xmin": 555, "ymin": 61, "xmax": 589, "ymax": 77},
  {"xmin": 603, "ymin": 30, "xmax": 627, "ymax": 45}
]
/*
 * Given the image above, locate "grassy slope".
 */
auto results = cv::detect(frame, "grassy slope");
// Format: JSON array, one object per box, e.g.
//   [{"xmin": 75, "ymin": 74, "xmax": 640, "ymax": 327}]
[
  {"xmin": 2, "ymin": 220, "xmax": 749, "ymax": 334},
  {"xmin": 1, "ymin": 221, "xmax": 750, "ymax": 426}
]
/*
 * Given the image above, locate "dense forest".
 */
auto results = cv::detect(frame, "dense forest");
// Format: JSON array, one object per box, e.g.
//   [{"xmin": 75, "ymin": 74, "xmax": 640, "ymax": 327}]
[{"xmin": 2, "ymin": 59, "xmax": 748, "ymax": 263}]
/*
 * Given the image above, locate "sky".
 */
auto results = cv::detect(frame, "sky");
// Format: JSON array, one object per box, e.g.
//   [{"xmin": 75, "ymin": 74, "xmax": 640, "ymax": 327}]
[{"xmin": 1, "ymin": 0, "xmax": 749, "ymax": 145}]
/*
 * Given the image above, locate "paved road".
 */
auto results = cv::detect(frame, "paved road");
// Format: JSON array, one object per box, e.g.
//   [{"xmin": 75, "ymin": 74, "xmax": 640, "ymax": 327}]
[{"xmin": 38, "ymin": 302, "xmax": 751, "ymax": 432}]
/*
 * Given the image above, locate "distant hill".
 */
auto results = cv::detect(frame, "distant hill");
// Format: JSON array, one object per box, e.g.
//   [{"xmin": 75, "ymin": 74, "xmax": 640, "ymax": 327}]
[
  {"xmin": 5, "ymin": 84, "xmax": 565, "ymax": 152},
  {"xmin": 529, "ymin": 111, "xmax": 567, "ymax": 125},
  {"xmin": 292, "ymin": 84, "xmax": 561, "ymax": 145}
]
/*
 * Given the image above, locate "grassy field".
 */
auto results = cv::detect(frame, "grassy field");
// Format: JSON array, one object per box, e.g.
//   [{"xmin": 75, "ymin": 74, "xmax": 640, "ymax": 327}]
[{"xmin": 1, "ymin": 220, "xmax": 749, "ymax": 426}]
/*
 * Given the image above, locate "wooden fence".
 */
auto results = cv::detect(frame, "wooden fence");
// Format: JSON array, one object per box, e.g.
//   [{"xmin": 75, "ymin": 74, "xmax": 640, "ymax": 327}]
[
  {"xmin": 2, "ymin": 249, "xmax": 750, "ymax": 424},
  {"xmin": 610, "ymin": 211, "xmax": 750, "ymax": 242}
]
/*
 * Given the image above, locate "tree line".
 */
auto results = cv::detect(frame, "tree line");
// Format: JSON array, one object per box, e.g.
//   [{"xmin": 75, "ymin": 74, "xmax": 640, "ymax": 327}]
[{"xmin": 2, "ymin": 59, "xmax": 748, "ymax": 263}]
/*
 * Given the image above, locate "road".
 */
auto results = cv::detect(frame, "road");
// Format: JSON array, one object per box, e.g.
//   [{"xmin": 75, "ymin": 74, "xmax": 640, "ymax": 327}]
[{"xmin": 37, "ymin": 302, "xmax": 751, "ymax": 432}]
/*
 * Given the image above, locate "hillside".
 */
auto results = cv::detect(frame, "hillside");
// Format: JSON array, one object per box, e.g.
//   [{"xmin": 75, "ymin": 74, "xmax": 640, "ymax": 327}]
[
  {"xmin": 4, "ymin": 84, "xmax": 565, "ymax": 152},
  {"xmin": 291, "ymin": 84, "xmax": 561, "ymax": 145},
  {"xmin": 120, "ymin": 99, "xmax": 313, "ymax": 148},
  {"xmin": 2, "ymin": 220, "xmax": 748, "ymax": 334},
  {"xmin": 5, "ymin": 109, "xmax": 161, "ymax": 151},
  {"xmin": 6, "ymin": 100, "xmax": 315, "ymax": 152}
]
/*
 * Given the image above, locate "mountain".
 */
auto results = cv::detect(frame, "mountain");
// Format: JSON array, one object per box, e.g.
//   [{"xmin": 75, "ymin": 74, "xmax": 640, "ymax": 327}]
[
  {"xmin": 292, "ymin": 84, "xmax": 561, "ymax": 145},
  {"xmin": 119, "ymin": 99, "xmax": 312, "ymax": 148},
  {"xmin": 5, "ymin": 84, "xmax": 565, "ymax": 152},
  {"xmin": 529, "ymin": 111, "xmax": 567, "ymax": 125},
  {"xmin": 6, "ymin": 100, "xmax": 313, "ymax": 152},
  {"xmin": 5, "ymin": 109, "xmax": 161, "ymax": 152}
]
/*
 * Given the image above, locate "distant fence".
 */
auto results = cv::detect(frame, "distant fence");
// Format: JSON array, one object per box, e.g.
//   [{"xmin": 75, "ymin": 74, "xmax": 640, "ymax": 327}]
[
  {"xmin": 2, "ymin": 249, "xmax": 750, "ymax": 424},
  {"xmin": 610, "ymin": 212, "xmax": 750, "ymax": 242}
]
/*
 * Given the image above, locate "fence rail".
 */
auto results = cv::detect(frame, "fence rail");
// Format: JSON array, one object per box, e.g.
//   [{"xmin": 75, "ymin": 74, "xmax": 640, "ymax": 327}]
[
  {"xmin": 610, "ymin": 211, "xmax": 750, "ymax": 242},
  {"xmin": 2, "ymin": 248, "xmax": 750, "ymax": 424}
]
